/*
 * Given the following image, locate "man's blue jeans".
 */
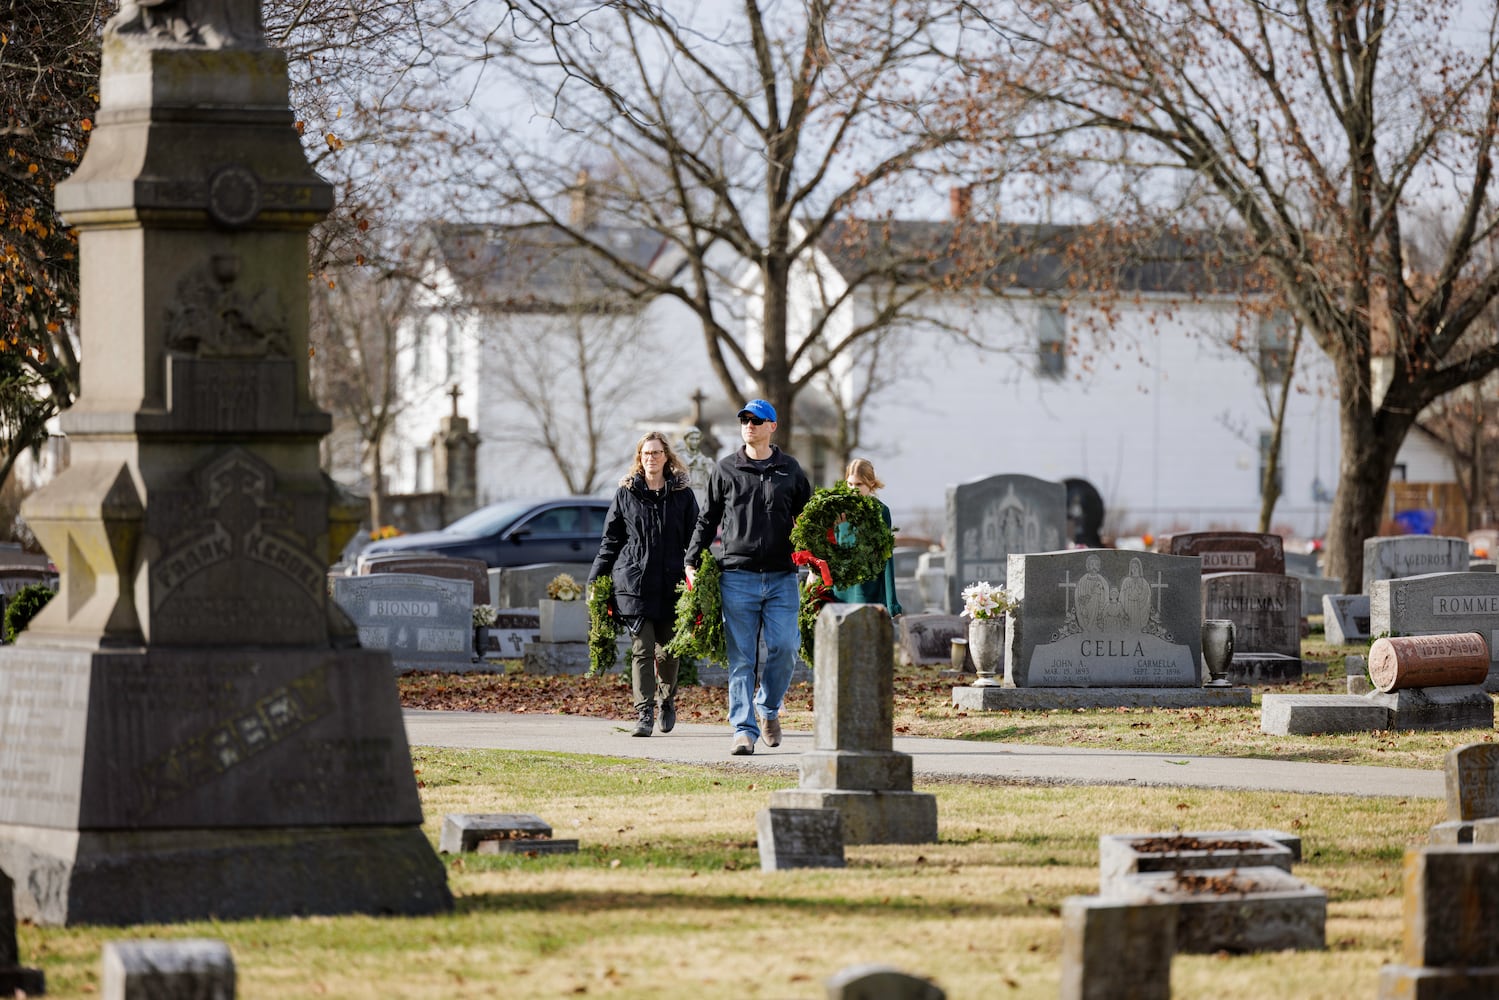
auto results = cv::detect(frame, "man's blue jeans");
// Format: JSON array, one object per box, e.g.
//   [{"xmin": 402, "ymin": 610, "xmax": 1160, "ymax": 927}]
[{"xmin": 719, "ymin": 569, "xmax": 800, "ymax": 739}]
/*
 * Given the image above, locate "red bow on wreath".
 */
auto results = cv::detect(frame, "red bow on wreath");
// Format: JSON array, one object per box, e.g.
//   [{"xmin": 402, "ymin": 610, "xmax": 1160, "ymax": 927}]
[{"xmin": 793, "ymin": 549, "xmax": 833, "ymax": 587}]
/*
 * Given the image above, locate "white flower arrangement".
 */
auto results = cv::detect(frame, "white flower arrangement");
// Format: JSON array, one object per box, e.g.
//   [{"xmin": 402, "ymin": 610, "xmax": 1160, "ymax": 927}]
[
  {"xmin": 546, "ymin": 573, "xmax": 584, "ymax": 601},
  {"xmin": 960, "ymin": 581, "xmax": 1015, "ymax": 621},
  {"xmin": 473, "ymin": 604, "xmax": 498, "ymax": 628}
]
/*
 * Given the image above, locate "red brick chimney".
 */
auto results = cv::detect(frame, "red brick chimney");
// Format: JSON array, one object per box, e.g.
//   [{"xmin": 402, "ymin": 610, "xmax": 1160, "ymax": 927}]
[{"xmin": 950, "ymin": 185, "xmax": 973, "ymax": 220}]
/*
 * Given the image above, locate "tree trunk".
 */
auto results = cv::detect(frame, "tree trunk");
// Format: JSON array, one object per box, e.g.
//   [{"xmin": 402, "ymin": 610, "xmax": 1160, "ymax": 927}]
[
  {"xmin": 1324, "ymin": 399, "xmax": 1412, "ymax": 595},
  {"xmin": 368, "ymin": 436, "xmax": 386, "ymax": 530},
  {"xmin": 759, "ymin": 255, "xmax": 798, "ymax": 458}
]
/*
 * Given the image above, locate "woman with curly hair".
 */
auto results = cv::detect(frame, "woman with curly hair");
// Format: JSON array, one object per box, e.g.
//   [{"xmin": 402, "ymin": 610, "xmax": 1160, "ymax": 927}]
[{"xmin": 589, "ymin": 431, "xmax": 700, "ymax": 737}]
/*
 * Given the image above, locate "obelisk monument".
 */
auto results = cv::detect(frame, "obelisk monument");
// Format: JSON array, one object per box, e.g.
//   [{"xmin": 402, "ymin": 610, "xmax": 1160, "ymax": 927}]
[{"xmin": 0, "ymin": 0, "xmax": 451, "ymax": 924}]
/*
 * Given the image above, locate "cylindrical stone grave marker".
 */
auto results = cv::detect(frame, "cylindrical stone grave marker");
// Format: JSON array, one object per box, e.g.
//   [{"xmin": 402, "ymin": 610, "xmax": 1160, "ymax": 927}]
[{"xmin": 1367, "ymin": 633, "xmax": 1489, "ymax": 693}]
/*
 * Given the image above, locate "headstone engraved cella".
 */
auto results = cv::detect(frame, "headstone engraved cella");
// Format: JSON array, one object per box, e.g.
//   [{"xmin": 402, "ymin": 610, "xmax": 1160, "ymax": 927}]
[
  {"xmin": 0, "ymin": 0, "xmax": 449, "ymax": 924},
  {"xmin": 1005, "ymin": 550, "xmax": 1202, "ymax": 688}
]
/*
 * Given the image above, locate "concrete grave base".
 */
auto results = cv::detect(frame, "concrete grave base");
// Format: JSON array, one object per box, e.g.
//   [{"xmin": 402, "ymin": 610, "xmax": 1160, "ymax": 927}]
[
  {"xmin": 521, "ymin": 641, "xmax": 592, "ymax": 675},
  {"xmin": 1429, "ymin": 820, "xmax": 1475, "ymax": 845},
  {"xmin": 1227, "ymin": 652, "xmax": 1303, "ymax": 685},
  {"xmin": 1486, "ymin": 667, "xmax": 1499, "ymax": 694},
  {"xmin": 1370, "ymin": 685, "xmax": 1495, "ymax": 731},
  {"xmin": 1261, "ymin": 694, "xmax": 1391, "ymax": 735},
  {"xmin": 1377, "ymin": 964, "xmax": 1499, "ymax": 999},
  {"xmin": 477, "ymin": 838, "xmax": 579, "ymax": 855},
  {"xmin": 767, "ymin": 788, "xmax": 937, "ymax": 845},
  {"xmin": 0, "ymin": 823, "xmax": 450, "ymax": 926},
  {"xmin": 0, "ymin": 644, "xmax": 450, "ymax": 926},
  {"xmin": 1099, "ymin": 831, "xmax": 1294, "ymax": 896},
  {"xmin": 440, "ymin": 813, "xmax": 552, "ymax": 853},
  {"xmin": 952, "ymin": 685, "xmax": 1252, "ymax": 711},
  {"xmin": 1122, "ymin": 866, "xmax": 1326, "ymax": 954},
  {"xmin": 797, "ymin": 750, "xmax": 914, "ymax": 792}
]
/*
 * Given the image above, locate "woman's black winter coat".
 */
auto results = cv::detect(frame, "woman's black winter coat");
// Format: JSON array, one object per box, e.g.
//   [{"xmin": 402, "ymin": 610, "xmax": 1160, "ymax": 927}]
[{"xmin": 589, "ymin": 473, "xmax": 700, "ymax": 620}]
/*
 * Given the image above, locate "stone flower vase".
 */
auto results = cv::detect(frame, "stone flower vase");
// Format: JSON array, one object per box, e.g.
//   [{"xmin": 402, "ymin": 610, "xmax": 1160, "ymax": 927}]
[
  {"xmin": 967, "ymin": 616, "xmax": 1005, "ymax": 687},
  {"xmin": 1201, "ymin": 619, "xmax": 1235, "ymax": 687}
]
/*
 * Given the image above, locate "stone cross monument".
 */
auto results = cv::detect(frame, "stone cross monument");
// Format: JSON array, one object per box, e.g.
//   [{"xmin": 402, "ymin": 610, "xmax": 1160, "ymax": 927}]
[{"xmin": 0, "ymin": 0, "xmax": 451, "ymax": 924}]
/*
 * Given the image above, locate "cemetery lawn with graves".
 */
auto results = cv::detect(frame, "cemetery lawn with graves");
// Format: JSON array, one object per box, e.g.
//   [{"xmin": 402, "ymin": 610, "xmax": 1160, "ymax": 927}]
[
  {"xmin": 398, "ymin": 629, "xmax": 1491, "ymax": 772},
  {"xmin": 18, "ymin": 747, "xmax": 1441, "ymax": 999}
]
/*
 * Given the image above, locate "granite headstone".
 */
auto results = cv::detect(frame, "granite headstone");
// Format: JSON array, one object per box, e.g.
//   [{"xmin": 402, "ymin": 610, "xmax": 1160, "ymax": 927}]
[
  {"xmin": 360, "ymin": 553, "xmax": 490, "ymax": 605},
  {"xmin": 1167, "ymin": 531, "xmax": 1285, "ymax": 574},
  {"xmin": 1363, "ymin": 536, "xmax": 1471, "ymax": 594},
  {"xmin": 333, "ymin": 574, "xmax": 473, "ymax": 673},
  {"xmin": 1371, "ymin": 572, "xmax": 1499, "ymax": 678},
  {"xmin": 943, "ymin": 474, "xmax": 1065, "ymax": 614},
  {"xmin": 1005, "ymin": 550, "xmax": 1202, "ymax": 687},
  {"xmin": 1202, "ymin": 572, "xmax": 1303, "ymax": 682}
]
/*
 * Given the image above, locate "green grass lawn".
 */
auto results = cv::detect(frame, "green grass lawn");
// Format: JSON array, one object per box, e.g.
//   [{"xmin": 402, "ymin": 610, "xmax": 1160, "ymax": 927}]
[{"xmin": 19, "ymin": 748, "xmax": 1444, "ymax": 999}]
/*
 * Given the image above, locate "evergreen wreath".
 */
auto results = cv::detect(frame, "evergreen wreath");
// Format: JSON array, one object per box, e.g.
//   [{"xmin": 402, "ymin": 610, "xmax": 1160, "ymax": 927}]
[
  {"xmin": 586, "ymin": 576, "xmax": 620, "ymax": 678},
  {"xmin": 797, "ymin": 575, "xmax": 834, "ymax": 666},
  {"xmin": 665, "ymin": 551, "xmax": 726, "ymax": 665},
  {"xmin": 3, "ymin": 583, "xmax": 53, "ymax": 643},
  {"xmin": 789, "ymin": 481, "xmax": 894, "ymax": 588}
]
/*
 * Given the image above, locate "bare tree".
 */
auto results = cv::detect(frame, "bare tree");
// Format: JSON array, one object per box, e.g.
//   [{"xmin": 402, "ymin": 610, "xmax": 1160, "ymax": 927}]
[
  {"xmin": 0, "ymin": 1, "xmax": 104, "ymax": 485},
  {"xmin": 971, "ymin": 0, "xmax": 1499, "ymax": 589},
  {"xmin": 481, "ymin": 302, "xmax": 656, "ymax": 495},
  {"xmin": 308, "ymin": 266, "xmax": 423, "ymax": 527},
  {"xmin": 448, "ymin": 0, "xmax": 1025, "ymax": 449}
]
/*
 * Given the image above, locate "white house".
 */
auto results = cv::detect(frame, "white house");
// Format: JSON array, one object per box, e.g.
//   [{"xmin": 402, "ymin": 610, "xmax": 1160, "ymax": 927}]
[
  {"xmin": 381, "ymin": 204, "xmax": 1456, "ymax": 543},
  {"xmin": 384, "ymin": 220, "xmax": 720, "ymax": 506}
]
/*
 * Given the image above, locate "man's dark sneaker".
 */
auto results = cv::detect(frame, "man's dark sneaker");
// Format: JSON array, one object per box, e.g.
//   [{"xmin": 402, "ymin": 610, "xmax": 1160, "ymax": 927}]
[
  {"xmin": 631, "ymin": 708, "xmax": 653, "ymax": 737},
  {"xmin": 659, "ymin": 696, "xmax": 676, "ymax": 733}
]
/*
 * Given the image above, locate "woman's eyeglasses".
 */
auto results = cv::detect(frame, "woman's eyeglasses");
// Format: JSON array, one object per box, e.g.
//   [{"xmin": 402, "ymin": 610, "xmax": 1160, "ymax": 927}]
[{"xmin": 738, "ymin": 415, "xmax": 765, "ymax": 426}]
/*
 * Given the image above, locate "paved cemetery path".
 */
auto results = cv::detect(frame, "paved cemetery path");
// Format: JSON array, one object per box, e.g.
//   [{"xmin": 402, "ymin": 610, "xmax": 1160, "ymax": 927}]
[{"xmin": 403, "ymin": 710, "xmax": 1443, "ymax": 799}]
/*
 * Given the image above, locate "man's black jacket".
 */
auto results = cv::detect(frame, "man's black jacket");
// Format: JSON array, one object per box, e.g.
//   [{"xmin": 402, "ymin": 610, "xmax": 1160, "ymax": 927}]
[{"xmin": 686, "ymin": 446, "xmax": 811, "ymax": 574}]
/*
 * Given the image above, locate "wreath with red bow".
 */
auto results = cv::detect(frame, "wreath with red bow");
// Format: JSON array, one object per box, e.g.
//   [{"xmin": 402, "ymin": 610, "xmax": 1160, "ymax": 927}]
[{"xmin": 789, "ymin": 481, "xmax": 895, "ymax": 663}]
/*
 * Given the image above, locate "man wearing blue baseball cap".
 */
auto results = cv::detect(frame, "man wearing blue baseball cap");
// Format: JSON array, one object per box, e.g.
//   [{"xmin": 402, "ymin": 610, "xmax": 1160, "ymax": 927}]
[{"xmin": 685, "ymin": 398, "xmax": 811, "ymax": 755}]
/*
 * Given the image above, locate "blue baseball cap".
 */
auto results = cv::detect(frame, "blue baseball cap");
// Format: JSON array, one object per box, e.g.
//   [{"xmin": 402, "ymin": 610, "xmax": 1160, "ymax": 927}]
[{"xmin": 737, "ymin": 399, "xmax": 777, "ymax": 422}]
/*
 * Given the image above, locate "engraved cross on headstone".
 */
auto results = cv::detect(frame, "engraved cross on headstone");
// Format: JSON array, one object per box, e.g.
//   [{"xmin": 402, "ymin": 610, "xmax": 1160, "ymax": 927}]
[
  {"xmin": 1151, "ymin": 571, "xmax": 1168, "ymax": 614},
  {"xmin": 1058, "ymin": 569, "xmax": 1075, "ymax": 615}
]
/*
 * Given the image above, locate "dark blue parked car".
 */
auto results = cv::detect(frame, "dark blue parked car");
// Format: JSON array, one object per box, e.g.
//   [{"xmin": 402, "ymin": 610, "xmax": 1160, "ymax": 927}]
[{"xmin": 360, "ymin": 497, "xmax": 611, "ymax": 568}]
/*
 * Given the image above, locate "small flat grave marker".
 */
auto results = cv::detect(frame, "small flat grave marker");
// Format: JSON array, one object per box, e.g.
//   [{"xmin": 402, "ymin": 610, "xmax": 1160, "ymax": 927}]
[
  {"xmin": 439, "ymin": 812, "xmax": 578, "ymax": 855},
  {"xmin": 756, "ymin": 807, "xmax": 845, "ymax": 871},
  {"xmin": 103, "ymin": 939, "xmax": 234, "ymax": 1000}
]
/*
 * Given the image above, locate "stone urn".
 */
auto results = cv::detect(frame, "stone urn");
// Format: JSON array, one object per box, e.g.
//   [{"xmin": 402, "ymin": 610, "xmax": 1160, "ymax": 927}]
[
  {"xmin": 1201, "ymin": 619, "xmax": 1235, "ymax": 687},
  {"xmin": 967, "ymin": 617, "xmax": 1005, "ymax": 687}
]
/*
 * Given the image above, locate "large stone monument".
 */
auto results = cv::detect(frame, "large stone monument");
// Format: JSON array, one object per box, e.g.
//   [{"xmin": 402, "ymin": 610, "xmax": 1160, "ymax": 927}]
[{"xmin": 0, "ymin": 0, "xmax": 451, "ymax": 924}]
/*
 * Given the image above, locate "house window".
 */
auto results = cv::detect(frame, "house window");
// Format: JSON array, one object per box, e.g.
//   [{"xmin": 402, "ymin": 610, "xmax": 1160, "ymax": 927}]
[
  {"xmin": 1257, "ymin": 430, "xmax": 1282, "ymax": 497},
  {"xmin": 415, "ymin": 447, "xmax": 434, "ymax": 492},
  {"xmin": 443, "ymin": 317, "xmax": 459, "ymax": 382},
  {"xmin": 1257, "ymin": 314, "xmax": 1292, "ymax": 385},
  {"xmin": 1037, "ymin": 304, "xmax": 1066, "ymax": 378}
]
